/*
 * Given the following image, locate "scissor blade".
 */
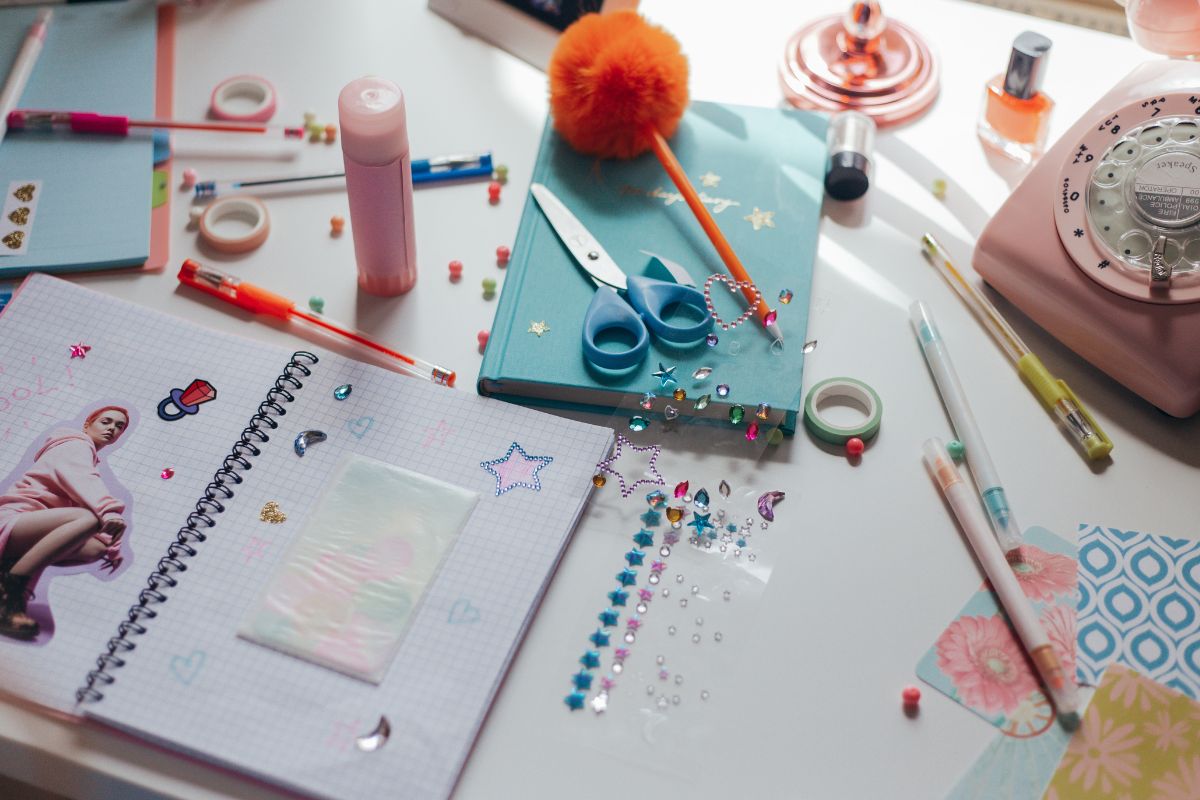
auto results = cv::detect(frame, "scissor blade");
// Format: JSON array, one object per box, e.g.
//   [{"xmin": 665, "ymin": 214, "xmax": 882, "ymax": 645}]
[{"xmin": 530, "ymin": 183, "xmax": 628, "ymax": 292}]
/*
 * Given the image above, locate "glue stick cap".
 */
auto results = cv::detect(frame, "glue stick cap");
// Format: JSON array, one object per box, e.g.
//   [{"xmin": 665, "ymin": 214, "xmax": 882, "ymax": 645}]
[
  {"xmin": 825, "ymin": 110, "xmax": 875, "ymax": 201},
  {"xmin": 338, "ymin": 76, "xmax": 410, "ymax": 166}
]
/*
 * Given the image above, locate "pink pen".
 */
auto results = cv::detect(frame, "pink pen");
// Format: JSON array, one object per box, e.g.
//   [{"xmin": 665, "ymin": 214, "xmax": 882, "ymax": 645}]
[{"xmin": 338, "ymin": 76, "xmax": 417, "ymax": 296}]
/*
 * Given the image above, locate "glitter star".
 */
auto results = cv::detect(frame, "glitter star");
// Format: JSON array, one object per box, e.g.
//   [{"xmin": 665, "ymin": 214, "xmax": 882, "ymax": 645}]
[
  {"xmin": 616, "ymin": 568, "xmax": 638, "ymax": 587},
  {"xmin": 69, "ymin": 343, "xmax": 91, "ymax": 359},
  {"xmin": 589, "ymin": 629, "xmax": 611, "ymax": 648},
  {"xmin": 581, "ymin": 650, "xmax": 601, "ymax": 669},
  {"xmin": 598, "ymin": 608, "xmax": 619, "ymax": 627},
  {"xmin": 590, "ymin": 693, "xmax": 608, "ymax": 713},
  {"xmin": 651, "ymin": 363, "xmax": 677, "ymax": 387},
  {"xmin": 698, "ymin": 171, "xmax": 722, "ymax": 188},
  {"xmin": 626, "ymin": 617, "xmax": 642, "ymax": 631},
  {"xmin": 594, "ymin": 434, "xmax": 666, "ymax": 498},
  {"xmin": 614, "ymin": 648, "xmax": 630, "ymax": 661},
  {"xmin": 1074, "ymin": 228, "xmax": 1084, "ymax": 238},
  {"xmin": 650, "ymin": 560, "xmax": 665, "ymax": 573},
  {"xmin": 640, "ymin": 509, "xmax": 662, "ymax": 527},
  {"xmin": 633, "ymin": 531, "xmax": 654, "ymax": 548},
  {"xmin": 600, "ymin": 676, "xmax": 616, "ymax": 691},
  {"xmin": 688, "ymin": 513, "xmax": 715, "ymax": 535},
  {"xmin": 608, "ymin": 588, "xmax": 629, "ymax": 606},
  {"xmin": 565, "ymin": 692, "xmax": 585, "ymax": 710},
  {"xmin": 572, "ymin": 671, "xmax": 594, "ymax": 690},
  {"xmin": 480, "ymin": 442, "xmax": 553, "ymax": 496},
  {"xmin": 662, "ymin": 531, "xmax": 680, "ymax": 546},
  {"xmin": 528, "ymin": 320, "xmax": 551, "ymax": 337},
  {"xmin": 743, "ymin": 207, "xmax": 775, "ymax": 231},
  {"xmin": 625, "ymin": 549, "xmax": 645, "ymax": 566},
  {"xmin": 638, "ymin": 588, "xmax": 654, "ymax": 602}
]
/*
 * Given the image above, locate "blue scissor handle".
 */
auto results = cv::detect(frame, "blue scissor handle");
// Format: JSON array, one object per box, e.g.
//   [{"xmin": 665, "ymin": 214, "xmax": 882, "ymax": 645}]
[
  {"xmin": 625, "ymin": 275, "xmax": 713, "ymax": 344},
  {"xmin": 582, "ymin": 287, "xmax": 650, "ymax": 370}
]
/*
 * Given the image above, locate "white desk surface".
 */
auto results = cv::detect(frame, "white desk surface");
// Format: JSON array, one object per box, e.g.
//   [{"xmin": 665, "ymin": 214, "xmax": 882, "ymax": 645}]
[{"xmin": 2, "ymin": 1, "xmax": 1197, "ymax": 798}]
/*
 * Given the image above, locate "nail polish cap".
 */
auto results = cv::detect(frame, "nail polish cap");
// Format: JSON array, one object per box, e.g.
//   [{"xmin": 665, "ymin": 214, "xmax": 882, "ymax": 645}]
[{"xmin": 1003, "ymin": 31, "xmax": 1052, "ymax": 100}]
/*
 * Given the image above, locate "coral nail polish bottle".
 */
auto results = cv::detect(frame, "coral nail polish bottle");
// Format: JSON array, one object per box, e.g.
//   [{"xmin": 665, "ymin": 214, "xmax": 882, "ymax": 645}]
[{"xmin": 977, "ymin": 31, "xmax": 1054, "ymax": 166}]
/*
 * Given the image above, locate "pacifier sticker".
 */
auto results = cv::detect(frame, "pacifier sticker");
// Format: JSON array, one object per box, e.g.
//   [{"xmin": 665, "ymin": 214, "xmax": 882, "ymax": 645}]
[
  {"xmin": 1, "ymin": 180, "xmax": 42, "ymax": 256},
  {"xmin": 157, "ymin": 379, "xmax": 218, "ymax": 422}
]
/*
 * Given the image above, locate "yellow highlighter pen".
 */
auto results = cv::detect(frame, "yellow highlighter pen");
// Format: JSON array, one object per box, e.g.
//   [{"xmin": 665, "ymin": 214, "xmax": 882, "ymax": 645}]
[{"xmin": 921, "ymin": 234, "xmax": 1112, "ymax": 461}]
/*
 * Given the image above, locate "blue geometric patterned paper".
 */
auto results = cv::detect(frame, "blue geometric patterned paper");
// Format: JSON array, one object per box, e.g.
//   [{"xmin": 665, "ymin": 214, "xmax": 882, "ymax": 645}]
[{"xmin": 1076, "ymin": 524, "xmax": 1200, "ymax": 698}]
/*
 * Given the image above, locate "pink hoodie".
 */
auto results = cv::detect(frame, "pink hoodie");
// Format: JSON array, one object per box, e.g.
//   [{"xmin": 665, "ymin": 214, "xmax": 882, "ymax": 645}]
[{"xmin": 0, "ymin": 430, "xmax": 125, "ymax": 558}]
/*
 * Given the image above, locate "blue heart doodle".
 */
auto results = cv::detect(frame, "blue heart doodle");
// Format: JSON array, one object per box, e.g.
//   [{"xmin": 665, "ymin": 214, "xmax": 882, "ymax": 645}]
[
  {"xmin": 170, "ymin": 650, "xmax": 206, "ymax": 686},
  {"xmin": 448, "ymin": 598, "xmax": 481, "ymax": 624},
  {"xmin": 346, "ymin": 416, "xmax": 374, "ymax": 439}
]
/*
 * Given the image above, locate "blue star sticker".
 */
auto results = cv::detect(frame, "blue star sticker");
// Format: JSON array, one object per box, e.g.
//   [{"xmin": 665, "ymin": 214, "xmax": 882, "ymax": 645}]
[
  {"xmin": 608, "ymin": 588, "xmax": 628, "ymax": 606},
  {"xmin": 640, "ymin": 509, "xmax": 662, "ymax": 527},
  {"xmin": 688, "ymin": 513, "xmax": 714, "ymax": 535},
  {"xmin": 565, "ymin": 691, "xmax": 585, "ymax": 710},
  {"xmin": 598, "ymin": 608, "xmax": 619, "ymax": 627},
  {"xmin": 589, "ymin": 629, "xmax": 611, "ymax": 648},
  {"xmin": 633, "ymin": 530, "xmax": 654, "ymax": 548},
  {"xmin": 726, "ymin": 523, "xmax": 739, "ymax": 533},
  {"xmin": 651, "ymin": 362, "xmax": 677, "ymax": 388},
  {"xmin": 572, "ymin": 671, "xmax": 594, "ymax": 691},
  {"xmin": 625, "ymin": 549, "xmax": 645, "ymax": 566},
  {"xmin": 616, "ymin": 568, "xmax": 638, "ymax": 586},
  {"xmin": 479, "ymin": 442, "xmax": 554, "ymax": 496},
  {"xmin": 580, "ymin": 650, "xmax": 601, "ymax": 669}
]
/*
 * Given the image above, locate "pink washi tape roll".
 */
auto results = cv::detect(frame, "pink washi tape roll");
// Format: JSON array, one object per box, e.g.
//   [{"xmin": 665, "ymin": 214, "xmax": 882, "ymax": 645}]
[
  {"xmin": 198, "ymin": 195, "xmax": 270, "ymax": 254},
  {"xmin": 210, "ymin": 75, "xmax": 277, "ymax": 122}
]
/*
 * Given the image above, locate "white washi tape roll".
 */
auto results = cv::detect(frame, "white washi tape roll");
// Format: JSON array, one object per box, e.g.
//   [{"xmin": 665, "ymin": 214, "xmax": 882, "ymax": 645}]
[
  {"xmin": 198, "ymin": 195, "xmax": 270, "ymax": 254},
  {"xmin": 210, "ymin": 75, "xmax": 277, "ymax": 123}
]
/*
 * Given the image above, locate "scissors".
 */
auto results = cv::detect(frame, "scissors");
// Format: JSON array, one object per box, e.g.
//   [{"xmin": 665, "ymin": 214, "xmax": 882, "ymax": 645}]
[{"xmin": 530, "ymin": 183, "xmax": 712, "ymax": 370}]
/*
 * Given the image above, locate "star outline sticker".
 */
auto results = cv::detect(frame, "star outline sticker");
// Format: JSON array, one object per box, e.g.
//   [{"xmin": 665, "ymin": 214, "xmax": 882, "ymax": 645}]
[
  {"xmin": 594, "ymin": 434, "xmax": 666, "ymax": 498},
  {"xmin": 480, "ymin": 441, "xmax": 554, "ymax": 496}
]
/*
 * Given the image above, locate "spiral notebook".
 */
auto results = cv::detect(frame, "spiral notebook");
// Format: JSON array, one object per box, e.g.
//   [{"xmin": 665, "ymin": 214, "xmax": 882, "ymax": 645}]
[{"xmin": 0, "ymin": 274, "xmax": 614, "ymax": 799}]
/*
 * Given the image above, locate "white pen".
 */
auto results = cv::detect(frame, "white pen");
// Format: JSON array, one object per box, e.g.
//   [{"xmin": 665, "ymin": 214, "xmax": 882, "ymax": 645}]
[
  {"xmin": 910, "ymin": 300, "xmax": 1023, "ymax": 553},
  {"xmin": 0, "ymin": 8, "xmax": 52, "ymax": 146},
  {"xmin": 923, "ymin": 437, "xmax": 1080, "ymax": 727}
]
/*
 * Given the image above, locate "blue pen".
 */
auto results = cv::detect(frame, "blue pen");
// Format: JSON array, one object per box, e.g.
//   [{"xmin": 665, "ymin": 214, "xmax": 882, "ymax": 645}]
[
  {"xmin": 910, "ymin": 300, "xmax": 1023, "ymax": 553},
  {"xmin": 193, "ymin": 152, "xmax": 493, "ymax": 198}
]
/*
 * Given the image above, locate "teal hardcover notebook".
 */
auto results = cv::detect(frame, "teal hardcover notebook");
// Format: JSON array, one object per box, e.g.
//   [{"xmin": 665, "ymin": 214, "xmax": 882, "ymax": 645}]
[
  {"xmin": 0, "ymin": 4, "xmax": 156, "ymax": 277},
  {"xmin": 479, "ymin": 101, "xmax": 826, "ymax": 434}
]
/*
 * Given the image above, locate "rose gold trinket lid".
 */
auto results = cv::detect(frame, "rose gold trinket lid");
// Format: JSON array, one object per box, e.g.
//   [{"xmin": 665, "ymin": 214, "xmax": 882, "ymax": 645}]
[{"xmin": 779, "ymin": 1, "xmax": 939, "ymax": 127}]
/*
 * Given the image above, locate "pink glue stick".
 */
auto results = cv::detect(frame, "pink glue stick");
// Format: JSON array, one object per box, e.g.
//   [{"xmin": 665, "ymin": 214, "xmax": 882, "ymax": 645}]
[{"xmin": 338, "ymin": 77, "xmax": 417, "ymax": 296}]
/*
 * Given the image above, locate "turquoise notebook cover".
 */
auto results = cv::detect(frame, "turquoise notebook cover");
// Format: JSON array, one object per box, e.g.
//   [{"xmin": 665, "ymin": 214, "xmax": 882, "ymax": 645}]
[
  {"xmin": 0, "ymin": 4, "xmax": 156, "ymax": 277},
  {"xmin": 479, "ymin": 101, "xmax": 826, "ymax": 434}
]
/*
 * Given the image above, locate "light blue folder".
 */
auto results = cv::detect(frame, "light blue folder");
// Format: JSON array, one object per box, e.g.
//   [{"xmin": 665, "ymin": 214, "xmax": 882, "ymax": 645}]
[
  {"xmin": 479, "ymin": 101, "xmax": 827, "ymax": 434},
  {"xmin": 0, "ymin": 4, "xmax": 157, "ymax": 277}
]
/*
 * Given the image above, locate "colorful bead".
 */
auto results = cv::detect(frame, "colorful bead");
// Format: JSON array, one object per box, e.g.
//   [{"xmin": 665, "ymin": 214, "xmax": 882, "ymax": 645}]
[
  {"xmin": 716, "ymin": 384, "xmax": 730, "ymax": 398},
  {"xmin": 639, "ymin": 392, "xmax": 655, "ymax": 410},
  {"xmin": 160, "ymin": 468, "xmax": 175, "ymax": 480},
  {"xmin": 323, "ymin": 124, "xmax": 337, "ymax": 143},
  {"xmin": 745, "ymin": 421, "xmax": 759, "ymax": 441},
  {"xmin": 672, "ymin": 388, "xmax": 685, "ymax": 401},
  {"xmin": 592, "ymin": 473, "xmax": 606, "ymax": 487},
  {"xmin": 947, "ymin": 439, "xmax": 966, "ymax": 461},
  {"xmin": 181, "ymin": 168, "xmax": 198, "ymax": 190},
  {"xmin": 448, "ymin": 260, "xmax": 463, "ymax": 281},
  {"xmin": 309, "ymin": 127, "xmax": 323, "ymax": 143},
  {"xmin": 329, "ymin": 215, "xmax": 345, "ymax": 235},
  {"xmin": 496, "ymin": 245, "xmax": 511, "ymax": 266},
  {"xmin": 629, "ymin": 416, "xmax": 649, "ymax": 432},
  {"xmin": 482, "ymin": 277, "xmax": 497, "ymax": 298},
  {"xmin": 494, "ymin": 164, "xmax": 509, "ymax": 183},
  {"xmin": 729, "ymin": 405, "xmax": 745, "ymax": 424},
  {"xmin": 705, "ymin": 333, "xmax": 719, "ymax": 347},
  {"xmin": 779, "ymin": 289, "xmax": 793, "ymax": 304},
  {"xmin": 902, "ymin": 685, "xmax": 921, "ymax": 706},
  {"xmin": 333, "ymin": 384, "xmax": 352, "ymax": 400},
  {"xmin": 693, "ymin": 394, "xmax": 711, "ymax": 410},
  {"xmin": 755, "ymin": 403, "xmax": 770, "ymax": 420},
  {"xmin": 846, "ymin": 437, "xmax": 865, "ymax": 457},
  {"xmin": 487, "ymin": 181, "xmax": 502, "ymax": 204},
  {"xmin": 308, "ymin": 296, "xmax": 325, "ymax": 313},
  {"xmin": 674, "ymin": 481, "xmax": 688, "ymax": 499}
]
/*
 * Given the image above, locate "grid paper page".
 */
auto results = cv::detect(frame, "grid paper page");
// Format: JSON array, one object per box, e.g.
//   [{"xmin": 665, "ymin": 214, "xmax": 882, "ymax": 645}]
[
  {"xmin": 90, "ymin": 338, "xmax": 615, "ymax": 798},
  {"xmin": 0, "ymin": 275, "xmax": 297, "ymax": 713}
]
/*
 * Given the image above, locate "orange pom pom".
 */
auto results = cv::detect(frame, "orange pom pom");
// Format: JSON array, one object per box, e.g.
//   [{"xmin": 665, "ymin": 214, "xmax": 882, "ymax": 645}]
[{"xmin": 548, "ymin": 11, "xmax": 689, "ymax": 160}]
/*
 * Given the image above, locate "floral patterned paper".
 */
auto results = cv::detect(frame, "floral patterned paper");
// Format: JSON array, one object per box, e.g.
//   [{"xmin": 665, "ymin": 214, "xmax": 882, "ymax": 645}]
[
  {"xmin": 917, "ymin": 526, "xmax": 1079, "ymax": 737},
  {"xmin": 1044, "ymin": 664, "xmax": 1200, "ymax": 800}
]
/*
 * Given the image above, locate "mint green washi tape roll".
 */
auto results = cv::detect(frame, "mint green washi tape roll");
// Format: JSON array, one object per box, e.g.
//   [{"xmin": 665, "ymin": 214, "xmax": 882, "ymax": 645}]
[{"xmin": 803, "ymin": 377, "xmax": 883, "ymax": 445}]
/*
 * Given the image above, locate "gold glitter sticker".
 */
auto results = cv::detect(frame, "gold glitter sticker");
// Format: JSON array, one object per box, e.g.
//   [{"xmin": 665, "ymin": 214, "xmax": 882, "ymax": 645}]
[
  {"xmin": 2, "ymin": 231, "xmax": 24, "ymax": 250},
  {"xmin": 8, "ymin": 207, "xmax": 29, "ymax": 226},
  {"xmin": 12, "ymin": 184, "xmax": 35, "ymax": 203},
  {"xmin": 743, "ymin": 207, "xmax": 775, "ymax": 231},
  {"xmin": 259, "ymin": 501, "xmax": 287, "ymax": 524}
]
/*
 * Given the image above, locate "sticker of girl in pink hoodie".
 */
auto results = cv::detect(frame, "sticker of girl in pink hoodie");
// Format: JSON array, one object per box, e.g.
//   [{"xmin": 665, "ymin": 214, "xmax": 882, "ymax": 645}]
[{"xmin": 0, "ymin": 405, "xmax": 136, "ymax": 643}]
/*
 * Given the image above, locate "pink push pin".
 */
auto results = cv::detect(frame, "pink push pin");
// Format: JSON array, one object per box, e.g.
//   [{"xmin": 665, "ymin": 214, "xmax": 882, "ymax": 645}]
[
  {"xmin": 448, "ymin": 260, "xmax": 463, "ymax": 282},
  {"xmin": 496, "ymin": 245, "xmax": 511, "ymax": 267},
  {"xmin": 902, "ymin": 685, "xmax": 921, "ymax": 713},
  {"xmin": 846, "ymin": 436, "xmax": 865, "ymax": 457},
  {"xmin": 477, "ymin": 329, "xmax": 489, "ymax": 353},
  {"xmin": 181, "ymin": 167, "xmax": 198, "ymax": 190},
  {"xmin": 487, "ymin": 181, "xmax": 501, "ymax": 204}
]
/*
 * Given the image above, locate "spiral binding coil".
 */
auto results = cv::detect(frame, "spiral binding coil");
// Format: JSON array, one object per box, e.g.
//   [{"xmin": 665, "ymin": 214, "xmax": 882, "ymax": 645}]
[{"xmin": 76, "ymin": 352, "xmax": 318, "ymax": 703}]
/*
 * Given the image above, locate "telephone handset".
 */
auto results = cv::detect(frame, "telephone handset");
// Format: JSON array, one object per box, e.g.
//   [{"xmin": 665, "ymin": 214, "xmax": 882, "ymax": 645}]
[{"xmin": 976, "ymin": 61, "xmax": 1200, "ymax": 417}]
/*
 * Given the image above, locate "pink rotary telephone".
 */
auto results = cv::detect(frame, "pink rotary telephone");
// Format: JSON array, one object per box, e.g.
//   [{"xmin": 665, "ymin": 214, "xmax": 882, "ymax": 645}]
[{"xmin": 974, "ymin": 0, "xmax": 1200, "ymax": 416}]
